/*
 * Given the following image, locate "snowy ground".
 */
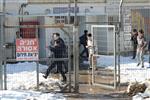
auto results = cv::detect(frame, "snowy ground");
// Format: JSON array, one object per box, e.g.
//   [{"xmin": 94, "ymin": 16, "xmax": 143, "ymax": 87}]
[
  {"xmin": 0, "ymin": 55, "xmax": 150, "ymax": 99},
  {"xmin": 0, "ymin": 90, "xmax": 65, "ymax": 100},
  {"xmin": 0, "ymin": 62, "xmax": 66, "ymax": 100},
  {"xmin": 96, "ymin": 55, "xmax": 150, "ymax": 83}
]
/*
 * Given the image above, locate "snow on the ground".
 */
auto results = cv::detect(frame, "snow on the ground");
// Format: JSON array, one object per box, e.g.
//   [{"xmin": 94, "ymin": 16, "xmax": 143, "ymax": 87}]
[
  {"xmin": 1, "ymin": 55, "xmax": 150, "ymax": 99},
  {"xmin": 96, "ymin": 55, "xmax": 150, "ymax": 83},
  {"xmin": 6, "ymin": 62, "xmax": 60, "ymax": 90},
  {"xmin": 0, "ymin": 90, "xmax": 65, "ymax": 100},
  {"xmin": 0, "ymin": 62, "xmax": 66, "ymax": 100}
]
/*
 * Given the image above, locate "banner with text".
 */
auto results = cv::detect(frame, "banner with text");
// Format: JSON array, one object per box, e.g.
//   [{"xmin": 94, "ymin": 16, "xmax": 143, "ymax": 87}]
[{"xmin": 16, "ymin": 39, "xmax": 39, "ymax": 61}]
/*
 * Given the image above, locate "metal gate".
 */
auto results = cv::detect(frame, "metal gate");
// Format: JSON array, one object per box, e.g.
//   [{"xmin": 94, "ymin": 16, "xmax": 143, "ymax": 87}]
[{"xmin": 91, "ymin": 25, "xmax": 117, "ymax": 89}]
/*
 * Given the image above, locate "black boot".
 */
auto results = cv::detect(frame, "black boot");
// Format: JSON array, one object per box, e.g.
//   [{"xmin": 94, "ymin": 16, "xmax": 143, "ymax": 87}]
[{"xmin": 43, "ymin": 74, "xmax": 48, "ymax": 79}]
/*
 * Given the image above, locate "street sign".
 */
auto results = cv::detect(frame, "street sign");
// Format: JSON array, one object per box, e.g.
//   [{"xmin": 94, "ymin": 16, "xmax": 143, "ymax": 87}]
[{"xmin": 16, "ymin": 39, "xmax": 39, "ymax": 61}]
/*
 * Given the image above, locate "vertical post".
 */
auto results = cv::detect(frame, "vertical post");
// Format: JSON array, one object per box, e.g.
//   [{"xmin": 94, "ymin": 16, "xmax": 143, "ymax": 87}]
[
  {"xmin": 68, "ymin": 0, "xmax": 71, "ymax": 24},
  {"xmin": 75, "ymin": 26, "xmax": 79, "ymax": 92},
  {"xmin": 35, "ymin": 26, "xmax": 39, "ymax": 90},
  {"xmin": 68, "ymin": 29, "xmax": 72, "ymax": 92},
  {"xmin": 4, "ymin": 61, "xmax": 7, "ymax": 90},
  {"xmin": 73, "ymin": 0, "xmax": 79, "ymax": 93},
  {"xmin": 74, "ymin": 0, "xmax": 77, "ymax": 26},
  {"xmin": 36, "ymin": 61, "xmax": 39, "ymax": 90},
  {"xmin": 3, "ymin": 0, "xmax": 7, "ymax": 90},
  {"xmin": 73, "ymin": 26, "xmax": 79, "ymax": 93},
  {"xmin": 0, "ymin": 61, "xmax": 2, "ymax": 90},
  {"xmin": 114, "ymin": 26, "xmax": 117, "ymax": 89},
  {"xmin": 91, "ymin": 54, "xmax": 94, "ymax": 85},
  {"xmin": 0, "ymin": 17, "xmax": 3, "ymax": 89},
  {"xmin": 91, "ymin": 26, "xmax": 94, "ymax": 84},
  {"xmin": 0, "ymin": 5, "xmax": 4, "ymax": 89},
  {"xmin": 117, "ymin": 0, "xmax": 123, "ymax": 89}
]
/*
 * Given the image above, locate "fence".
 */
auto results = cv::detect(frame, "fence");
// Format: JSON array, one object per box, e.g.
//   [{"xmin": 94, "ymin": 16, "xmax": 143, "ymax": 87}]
[
  {"xmin": 0, "ymin": 0, "xmax": 150, "ymax": 92},
  {"xmin": 1, "ymin": 23, "xmax": 75, "ymax": 92}
]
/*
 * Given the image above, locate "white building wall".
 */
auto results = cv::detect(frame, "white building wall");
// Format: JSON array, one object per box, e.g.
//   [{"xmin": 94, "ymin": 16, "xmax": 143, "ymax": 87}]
[{"xmin": 0, "ymin": 1, "xmax": 149, "ymax": 58}]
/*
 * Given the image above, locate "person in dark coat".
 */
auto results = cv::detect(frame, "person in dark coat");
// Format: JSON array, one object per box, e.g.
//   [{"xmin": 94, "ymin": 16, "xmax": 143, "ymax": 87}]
[
  {"xmin": 131, "ymin": 29, "xmax": 138, "ymax": 59},
  {"xmin": 53, "ymin": 33, "xmax": 68, "ymax": 73},
  {"xmin": 80, "ymin": 30, "xmax": 89, "ymax": 58},
  {"xmin": 43, "ymin": 40, "xmax": 67, "ymax": 82}
]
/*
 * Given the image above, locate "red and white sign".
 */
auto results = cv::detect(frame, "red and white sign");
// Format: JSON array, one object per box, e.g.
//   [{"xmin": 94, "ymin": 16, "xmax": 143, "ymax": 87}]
[{"xmin": 16, "ymin": 39, "xmax": 39, "ymax": 61}]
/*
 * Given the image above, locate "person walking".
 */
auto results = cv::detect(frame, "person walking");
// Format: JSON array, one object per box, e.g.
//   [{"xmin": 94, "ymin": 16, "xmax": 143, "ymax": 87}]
[
  {"xmin": 43, "ymin": 40, "xmax": 67, "ymax": 82},
  {"xmin": 86, "ymin": 33, "xmax": 94, "ymax": 68},
  {"xmin": 80, "ymin": 30, "xmax": 89, "ymax": 58},
  {"xmin": 131, "ymin": 29, "xmax": 138, "ymax": 59},
  {"xmin": 136, "ymin": 29, "xmax": 147, "ymax": 68},
  {"xmin": 53, "ymin": 33, "xmax": 68, "ymax": 73}
]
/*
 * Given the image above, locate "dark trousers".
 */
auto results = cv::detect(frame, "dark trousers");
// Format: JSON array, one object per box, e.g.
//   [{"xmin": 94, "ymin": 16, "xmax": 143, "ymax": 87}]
[
  {"xmin": 132, "ymin": 45, "xmax": 137, "ymax": 59},
  {"xmin": 45, "ymin": 61, "xmax": 66, "ymax": 81},
  {"xmin": 80, "ymin": 45, "xmax": 89, "ymax": 58}
]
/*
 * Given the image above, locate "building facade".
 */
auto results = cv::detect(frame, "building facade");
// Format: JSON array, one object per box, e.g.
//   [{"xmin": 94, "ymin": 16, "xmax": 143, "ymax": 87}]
[{"xmin": 0, "ymin": 0, "xmax": 149, "ymax": 58}]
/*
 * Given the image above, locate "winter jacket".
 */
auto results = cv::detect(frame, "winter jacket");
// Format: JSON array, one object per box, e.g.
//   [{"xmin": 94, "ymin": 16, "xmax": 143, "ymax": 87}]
[
  {"xmin": 49, "ymin": 45, "xmax": 63, "ymax": 58},
  {"xmin": 80, "ymin": 34, "xmax": 87, "ymax": 46},
  {"xmin": 131, "ymin": 34, "xmax": 138, "ymax": 45}
]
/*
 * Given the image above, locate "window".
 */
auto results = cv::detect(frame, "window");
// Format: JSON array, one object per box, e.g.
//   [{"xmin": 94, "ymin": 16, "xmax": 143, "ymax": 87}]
[{"xmin": 55, "ymin": 16, "xmax": 76, "ymax": 24}]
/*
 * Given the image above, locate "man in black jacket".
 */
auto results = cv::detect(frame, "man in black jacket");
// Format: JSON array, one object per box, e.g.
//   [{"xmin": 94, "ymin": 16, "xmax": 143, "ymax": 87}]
[
  {"xmin": 80, "ymin": 30, "xmax": 89, "ymax": 58},
  {"xmin": 54, "ymin": 33, "xmax": 68, "ymax": 73},
  {"xmin": 43, "ymin": 40, "xmax": 67, "ymax": 82},
  {"xmin": 131, "ymin": 29, "xmax": 138, "ymax": 59}
]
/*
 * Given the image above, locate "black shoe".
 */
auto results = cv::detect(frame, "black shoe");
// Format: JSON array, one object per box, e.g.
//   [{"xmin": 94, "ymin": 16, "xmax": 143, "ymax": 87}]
[
  {"xmin": 88, "ymin": 67, "xmax": 92, "ymax": 70},
  {"xmin": 61, "ymin": 78, "xmax": 67, "ymax": 83},
  {"xmin": 43, "ymin": 75, "xmax": 47, "ymax": 79},
  {"xmin": 137, "ymin": 63, "xmax": 140, "ymax": 66},
  {"xmin": 142, "ymin": 66, "xmax": 144, "ymax": 68}
]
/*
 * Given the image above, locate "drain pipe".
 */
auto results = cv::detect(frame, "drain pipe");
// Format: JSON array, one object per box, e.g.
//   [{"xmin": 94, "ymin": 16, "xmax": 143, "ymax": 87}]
[{"xmin": 18, "ymin": 3, "xmax": 28, "ymax": 23}]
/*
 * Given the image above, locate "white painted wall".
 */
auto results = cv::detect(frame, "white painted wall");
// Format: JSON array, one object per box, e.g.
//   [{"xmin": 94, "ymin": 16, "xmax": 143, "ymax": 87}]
[{"xmin": 0, "ymin": 1, "xmax": 149, "ymax": 58}]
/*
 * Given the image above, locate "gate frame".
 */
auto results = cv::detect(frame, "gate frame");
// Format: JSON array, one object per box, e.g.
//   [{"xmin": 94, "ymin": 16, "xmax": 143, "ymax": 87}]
[{"xmin": 91, "ymin": 25, "xmax": 117, "ymax": 90}]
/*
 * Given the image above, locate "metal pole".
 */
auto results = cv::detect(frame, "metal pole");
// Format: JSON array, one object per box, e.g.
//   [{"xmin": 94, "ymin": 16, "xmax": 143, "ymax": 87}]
[
  {"xmin": 74, "ymin": 0, "xmax": 77, "ymax": 26},
  {"xmin": 36, "ymin": 61, "xmax": 39, "ymax": 90},
  {"xmin": 68, "ymin": 0, "xmax": 71, "ymax": 24},
  {"xmin": 73, "ymin": 0, "xmax": 79, "ymax": 93},
  {"xmin": 35, "ymin": 26, "xmax": 39, "ymax": 90},
  {"xmin": 3, "ymin": 0, "xmax": 7, "ymax": 90},
  {"xmin": 4, "ymin": 62, "xmax": 7, "ymax": 90},
  {"xmin": 0, "ymin": 1, "xmax": 4, "ymax": 89},
  {"xmin": 117, "ymin": 0, "xmax": 123, "ymax": 89},
  {"xmin": 4, "ymin": 24, "xmax": 72, "ymax": 28},
  {"xmin": 114, "ymin": 26, "xmax": 117, "ymax": 89},
  {"xmin": 0, "ymin": 61, "xmax": 2, "ymax": 90},
  {"xmin": 0, "ymin": 18, "xmax": 3, "ymax": 89},
  {"xmin": 68, "ymin": 31, "xmax": 72, "ymax": 92}
]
